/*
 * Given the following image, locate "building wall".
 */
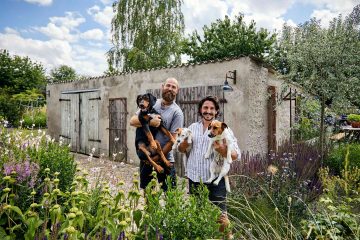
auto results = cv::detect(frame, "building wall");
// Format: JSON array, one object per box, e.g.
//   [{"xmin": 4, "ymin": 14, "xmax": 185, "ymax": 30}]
[{"xmin": 47, "ymin": 57, "xmax": 289, "ymax": 162}]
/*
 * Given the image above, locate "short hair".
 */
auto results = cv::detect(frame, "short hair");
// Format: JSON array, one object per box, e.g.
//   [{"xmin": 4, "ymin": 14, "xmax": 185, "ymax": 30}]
[{"xmin": 198, "ymin": 95, "xmax": 220, "ymax": 117}]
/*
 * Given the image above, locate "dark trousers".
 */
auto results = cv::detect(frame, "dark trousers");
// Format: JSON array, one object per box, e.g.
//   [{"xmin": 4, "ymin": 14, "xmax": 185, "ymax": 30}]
[
  {"xmin": 189, "ymin": 178, "xmax": 227, "ymax": 212},
  {"xmin": 139, "ymin": 160, "xmax": 176, "ymax": 191}
]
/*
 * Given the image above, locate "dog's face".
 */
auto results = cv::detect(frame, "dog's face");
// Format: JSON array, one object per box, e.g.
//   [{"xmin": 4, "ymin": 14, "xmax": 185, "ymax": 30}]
[
  {"xmin": 208, "ymin": 120, "xmax": 228, "ymax": 138},
  {"xmin": 136, "ymin": 93, "xmax": 157, "ymax": 112},
  {"xmin": 175, "ymin": 128, "xmax": 192, "ymax": 143}
]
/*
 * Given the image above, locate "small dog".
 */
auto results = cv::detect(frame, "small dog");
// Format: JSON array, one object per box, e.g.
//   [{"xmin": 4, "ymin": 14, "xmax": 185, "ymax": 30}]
[
  {"xmin": 135, "ymin": 93, "xmax": 175, "ymax": 173},
  {"xmin": 172, "ymin": 128, "xmax": 192, "ymax": 174},
  {"xmin": 204, "ymin": 120, "xmax": 234, "ymax": 192}
]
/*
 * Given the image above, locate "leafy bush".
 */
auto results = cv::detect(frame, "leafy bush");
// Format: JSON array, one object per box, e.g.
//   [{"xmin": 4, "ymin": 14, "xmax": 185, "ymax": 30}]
[
  {"xmin": 324, "ymin": 143, "xmax": 360, "ymax": 175},
  {"xmin": 22, "ymin": 106, "xmax": 47, "ymax": 128},
  {"xmin": 0, "ymin": 129, "xmax": 76, "ymax": 211},
  {"xmin": 347, "ymin": 114, "xmax": 360, "ymax": 122},
  {"xmin": 136, "ymin": 176, "xmax": 223, "ymax": 239}
]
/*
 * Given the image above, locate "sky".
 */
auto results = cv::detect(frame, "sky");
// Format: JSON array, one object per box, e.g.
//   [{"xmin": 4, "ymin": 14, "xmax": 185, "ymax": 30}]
[{"xmin": 0, "ymin": 0, "xmax": 358, "ymax": 76}]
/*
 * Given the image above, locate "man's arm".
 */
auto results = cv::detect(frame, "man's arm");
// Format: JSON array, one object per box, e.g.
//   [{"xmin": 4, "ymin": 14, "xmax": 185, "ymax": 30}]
[{"xmin": 129, "ymin": 114, "xmax": 162, "ymax": 128}]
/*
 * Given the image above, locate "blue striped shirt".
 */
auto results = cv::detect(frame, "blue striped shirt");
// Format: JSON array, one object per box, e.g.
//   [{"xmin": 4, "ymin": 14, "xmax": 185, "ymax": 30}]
[{"xmin": 186, "ymin": 120, "xmax": 241, "ymax": 182}]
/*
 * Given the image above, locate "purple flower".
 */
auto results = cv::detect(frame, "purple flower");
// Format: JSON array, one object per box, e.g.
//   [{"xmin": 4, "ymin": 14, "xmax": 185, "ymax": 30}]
[{"xmin": 3, "ymin": 160, "xmax": 40, "ymax": 187}]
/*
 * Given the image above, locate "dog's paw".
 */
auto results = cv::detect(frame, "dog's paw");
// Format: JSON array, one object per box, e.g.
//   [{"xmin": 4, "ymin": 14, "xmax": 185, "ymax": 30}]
[{"xmin": 213, "ymin": 179, "xmax": 220, "ymax": 186}]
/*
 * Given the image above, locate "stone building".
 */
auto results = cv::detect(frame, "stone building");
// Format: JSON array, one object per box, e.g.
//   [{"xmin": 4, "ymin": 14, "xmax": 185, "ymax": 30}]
[{"xmin": 46, "ymin": 56, "xmax": 295, "ymax": 173}]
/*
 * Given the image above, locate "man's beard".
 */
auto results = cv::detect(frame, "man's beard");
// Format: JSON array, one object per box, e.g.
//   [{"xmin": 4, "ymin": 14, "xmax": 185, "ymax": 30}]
[{"xmin": 162, "ymin": 90, "xmax": 176, "ymax": 102}]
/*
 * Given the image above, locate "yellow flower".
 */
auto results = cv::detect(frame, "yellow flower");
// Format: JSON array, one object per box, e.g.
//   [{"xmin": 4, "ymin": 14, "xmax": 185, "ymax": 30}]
[{"xmin": 267, "ymin": 164, "xmax": 278, "ymax": 175}]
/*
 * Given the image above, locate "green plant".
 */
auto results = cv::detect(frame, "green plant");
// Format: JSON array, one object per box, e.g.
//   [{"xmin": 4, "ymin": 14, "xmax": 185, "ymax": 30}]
[
  {"xmin": 136, "ymin": 176, "xmax": 223, "ymax": 239},
  {"xmin": 22, "ymin": 107, "xmax": 47, "ymax": 128},
  {"xmin": 324, "ymin": 143, "xmax": 360, "ymax": 175},
  {"xmin": 347, "ymin": 114, "xmax": 360, "ymax": 122}
]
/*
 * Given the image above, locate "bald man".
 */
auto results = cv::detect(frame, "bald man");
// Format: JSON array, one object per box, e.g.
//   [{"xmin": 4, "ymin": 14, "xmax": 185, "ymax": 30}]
[{"xmin": 130, "ymin": 77, "xmax": 184, "ymax": 191}]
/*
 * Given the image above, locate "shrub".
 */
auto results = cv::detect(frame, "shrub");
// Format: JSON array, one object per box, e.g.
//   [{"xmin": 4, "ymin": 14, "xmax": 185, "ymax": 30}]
[
  {"xmin": 324, "ymin": 143, "xmax": 360, "ymax": 175},
  {"xmin": 136, "ymin": 177, "xmax": 223, "ymax": 239},
  {"xmin": 347, "ymin": 114, "xmax": 360, "ymax": 122},
  {"xmin": 22, "ymin": 106, "xmax": 47, "ymax": 128},
  {"xmin": 229, "ymin": 140, "xmax": 323, "ymax": 234},
  {"xmin": 0, "ymin": 129, "xmax": 76, "ymax": 211}
]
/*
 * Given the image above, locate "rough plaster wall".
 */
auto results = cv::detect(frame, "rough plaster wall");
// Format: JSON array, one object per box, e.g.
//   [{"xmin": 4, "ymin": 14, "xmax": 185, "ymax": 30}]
[
  {"xmin": 245, "ymin": 62, "xmax": 269, "ymax": 154},
  {"xmin": 46, "ymin": 57, "xmax": 287, "ymax": 162}
]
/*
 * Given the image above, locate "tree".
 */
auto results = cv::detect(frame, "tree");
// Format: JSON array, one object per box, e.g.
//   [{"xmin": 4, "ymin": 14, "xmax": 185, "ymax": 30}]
[
  {"xmin": 49, "ymin": 65, "xmax": 77, "ymax": 83},
  {"xmin": 280, "ymin": 6, "xmax": 360, "ymax": 159},
  {"xmin": 182, "ymin": 14, "xmax": 276, "ymax": 62},
  {"xmin": 0, "ymin": 49, "xmax": 46, "ymax": 94},
  {"xmin": 107, "ymin": 0, "xmax": 184, "ymax": 72}
]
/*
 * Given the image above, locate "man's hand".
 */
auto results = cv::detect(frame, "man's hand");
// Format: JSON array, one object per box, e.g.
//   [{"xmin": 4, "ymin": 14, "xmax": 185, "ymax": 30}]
[
  {"xmin": 177, "ymin": 138, "xmax": 189, "ymax": 153},
  {"xmin": 213, "ymin": 139, "xmax": 238, "ymax": 160},
  {"xmin": 213, "ymin": 139, "xmax": 228, "ymax": 157},
  {"xmin": 149, "ymin": 115, "xmax": 161, "ymax": 128}
]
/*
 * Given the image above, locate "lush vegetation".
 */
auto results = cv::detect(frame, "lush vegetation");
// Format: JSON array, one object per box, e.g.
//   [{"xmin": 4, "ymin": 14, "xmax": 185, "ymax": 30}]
[
  {"xmin": 108, "ymin": 0, "xmax": 184, "ymax": 73},
  {"xmin": 182, "ymin": 14, "xmax": 276, "ymax": 62}
]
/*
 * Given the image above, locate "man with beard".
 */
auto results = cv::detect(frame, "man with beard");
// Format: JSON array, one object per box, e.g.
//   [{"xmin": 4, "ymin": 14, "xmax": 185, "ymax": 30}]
[
  {"xmin": 130, "ymin": 77, "xmax": 184, "ymax": 191},
  {"xmin": 178, "ymin": 96, "xmax": 240, "ymax": 239}
]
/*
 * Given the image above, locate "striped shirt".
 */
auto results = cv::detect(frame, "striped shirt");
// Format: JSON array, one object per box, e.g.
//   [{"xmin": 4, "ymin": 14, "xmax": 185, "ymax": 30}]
[{"xmin": 186, "ymin": 120, "xmax": 241, "ymax": 182}]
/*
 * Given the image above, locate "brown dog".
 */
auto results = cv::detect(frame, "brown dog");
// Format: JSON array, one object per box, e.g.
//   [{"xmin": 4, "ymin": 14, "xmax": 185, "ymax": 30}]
[{"xmin": 135, "ymin": 93, "xmax": 175, "ymax": 173}]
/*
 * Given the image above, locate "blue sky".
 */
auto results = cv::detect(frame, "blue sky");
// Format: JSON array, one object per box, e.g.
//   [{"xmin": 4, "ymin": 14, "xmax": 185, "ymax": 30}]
[{"xmin": 0, "ymin": 0, "xmax": 358, "ymax": 76}]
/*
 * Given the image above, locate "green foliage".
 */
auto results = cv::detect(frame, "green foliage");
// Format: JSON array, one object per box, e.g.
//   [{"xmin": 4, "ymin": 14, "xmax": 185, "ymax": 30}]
[
  {"xmin": 301, "ymin": 160, "xmax": 360, "ymax": 240},
  {"xmin": 0, "ymin": 129, "xmax": 76, "ymax": 211},
  {"xmin": 49, "ymin": 65, "xmax": 77, "ymax": 83},
  {"xmin": 347, "ymin": 114, "xmax": 360, "ymax": 122},
  {"xmin": 182, "ymin": 14, "xmax": 276, "ymax": 62},
  {"xmin": 300, "ymin": 197, "xmax": 360, "ymax": 240},
  {"xmin": 324, "ymin": 144, "xmax": 360, "ymax": 175},
  {"xmin": 0, "ymin": 91, "xmax": 24, "ymax": 125},
  {"xmin": 108, "ymin": 0, "xmax": 184, "ymax": 72},
  {"xmin": 22, "ymin": 106, "xmax": 47, "ymax": 128},
  {"xmin": 136, "ymin": 176, "xmax": 223, "ymax": 239},
  {"xmin": 293, "ymin": 98, "xmax": 321, "ymax": 141},
  {"xmin": 0, "ymin": 49, "xmax": 46, "ymax": 95}
]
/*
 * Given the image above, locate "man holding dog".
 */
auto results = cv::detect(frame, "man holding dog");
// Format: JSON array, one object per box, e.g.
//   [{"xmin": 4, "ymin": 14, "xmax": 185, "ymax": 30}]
[
  {"xmin": 178, "ymin": 95, "xmax": 240, "ymax": 239},
  {"xmin": 130, "ymin": 77, "xmax": 184, "ymax": 191}
]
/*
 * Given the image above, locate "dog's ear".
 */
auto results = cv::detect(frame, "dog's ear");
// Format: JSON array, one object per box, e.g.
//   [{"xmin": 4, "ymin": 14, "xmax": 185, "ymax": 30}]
[
  {"xmin": 147, "ymin": 93, "xmax": 157, "ymax": 107},
  {"xmin": 221, "ymin": 122, "xmax": 228, "ymax": 130},
  {"xmin": 175, "ymin": 128, "xmax": 182, "ymax": 135},
  {"xmin": 136, "ymin": 94, "xmax": 142, "ymax": 107}
]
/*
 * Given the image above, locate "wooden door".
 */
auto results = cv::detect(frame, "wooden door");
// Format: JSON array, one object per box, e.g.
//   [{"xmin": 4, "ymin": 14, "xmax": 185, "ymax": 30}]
[
  {"xmin": 79, "ymin": 91, "xmax": 101, "ymax": 156},
  {"xmin": 109, "ymin": 98, "xmax": 128, "ymax": 162},
  {"xmin": 59, "ymin": 93, "xmax": 78, "ymax": 151}
]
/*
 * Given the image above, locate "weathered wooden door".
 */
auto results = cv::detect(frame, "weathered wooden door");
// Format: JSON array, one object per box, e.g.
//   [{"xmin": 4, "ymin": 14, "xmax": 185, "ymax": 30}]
[
  {"xmin": 59, "ymin": 93, "xmax": 79, "ymax": 152},
  {"xmin": 79, "ymin": 91, "xmax": 101, "ymax": 156},
  {"xmin": 147, "ymin": 85, "xmax": 226, "ymax": 177},
  {"xmin": 109, "ymin": 98, "xmax": 128, "ymax": 162}
]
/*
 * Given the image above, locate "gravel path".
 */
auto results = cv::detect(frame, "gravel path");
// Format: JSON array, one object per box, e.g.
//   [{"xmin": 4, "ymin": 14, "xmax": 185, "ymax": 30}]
[{"xmin": 74, "ymin": 153, "xmax": 142, "ymax": 195}]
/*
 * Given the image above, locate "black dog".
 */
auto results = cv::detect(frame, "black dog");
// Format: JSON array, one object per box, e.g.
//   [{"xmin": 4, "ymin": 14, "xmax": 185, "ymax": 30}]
[{"xmin": 135, "ymin": 93, "xmax": 175, "ymax": 173}]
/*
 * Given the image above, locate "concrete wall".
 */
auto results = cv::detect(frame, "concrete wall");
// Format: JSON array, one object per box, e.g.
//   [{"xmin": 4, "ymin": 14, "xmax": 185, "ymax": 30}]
[{"xmin": 47, "ymin": 57, "xmax": 289, "ymax": 161}]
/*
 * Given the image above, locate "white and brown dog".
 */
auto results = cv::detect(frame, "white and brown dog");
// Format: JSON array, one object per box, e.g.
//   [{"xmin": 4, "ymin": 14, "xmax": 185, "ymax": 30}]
[
  {"xmin": 204, "ymin": 120, "xmax": 234, "ymax": 192},
  {"xmin": 172, "ymin": 128, "xmax": 192, "ymax": 174}
]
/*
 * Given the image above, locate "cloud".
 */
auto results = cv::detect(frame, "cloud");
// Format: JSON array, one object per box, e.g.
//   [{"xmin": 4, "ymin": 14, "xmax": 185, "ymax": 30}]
[
  {"xmin": 24, "ymin": 0, "xmax": 52, "ymax": 6},
  {"xmin": 182, "ymin": 0, "xmax": 228, "ymax": 35},
  {"xmin": 0, "ymin": 32, "xmax": 107, "ymax": 76},
  {"xmin": 310, "ymin": 9, "xmax": 340, "ymax": 28},
  {"xmin": 4, "ymin": 27, "xmax": 20, "ymax": 35},
  {"xmin": 81, "ymin": 28, "xmax": 104, "ymax": 41},
  {"xmin": 34, "ymin": 12, "xmax": 85, "ymax": 42},
  {"xmin": 88, "ymin": 5, "xmax": 114, "ymax": 28}
]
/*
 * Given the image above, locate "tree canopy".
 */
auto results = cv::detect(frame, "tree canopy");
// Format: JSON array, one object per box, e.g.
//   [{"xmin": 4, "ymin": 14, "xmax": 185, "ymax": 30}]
[
  {"xmin": 182, "ymin": 14, "xmax": 276, "ymax": 62},
  {"xmin": 0, "ymin": 49, "xmax": 46, "ymax": 95},
  {"xmin": 49, "ymin": 65, "xmax": 77, "ymax": 83},
  {"xmin": 107, "ymin": 0, "xmax": 184, "ymax": 72}
]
